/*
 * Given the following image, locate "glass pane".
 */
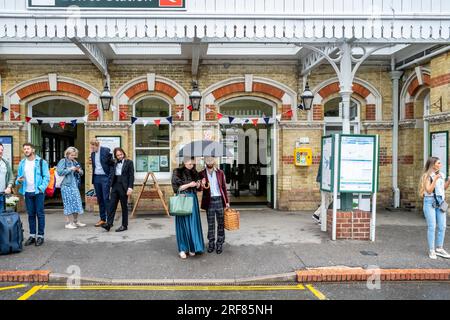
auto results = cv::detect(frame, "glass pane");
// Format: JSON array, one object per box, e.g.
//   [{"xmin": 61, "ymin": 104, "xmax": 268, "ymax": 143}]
[
  {"xmin": 135, "ymin": 149, "xmax": 170, "ymax": 173},
  {"xmin": 221, "ymin": 99, "xmax": 273, "ymax": 118},
  {"xmin": 32, "ymin": 99, "xmax": 85, "ymax": 117},
  {"xmin": 135, "ymin": 125, "xmax": 170, "ymax": 148},
  {"xmin": 324, "ymin": 98, "xmax": 340, "ymax": 117},
  {"xmin": 135, "ymin": 98, "xmax": 170, "ymax": 118}
]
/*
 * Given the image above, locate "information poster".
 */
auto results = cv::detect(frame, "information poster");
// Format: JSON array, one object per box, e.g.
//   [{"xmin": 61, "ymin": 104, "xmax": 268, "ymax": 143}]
[
  {"xmin": 160, "ymin": 156, "xmax": 169, "ymax": 168},
  {"xmin": 96, "ymin": 136, "xmax": 121, "ymax": 154},
  {"xmin": 0, "ymin": 136, "xmax": 13, "ymax": 168},
  {"xmin": 430, "ymin": 132, "xmax": 448, "ymax": 179},
  {"xmin": 148, "ymin": 156, "xmax": 160, "ymax": 172},
  {"xmin": 320, "ymin": 136, "xmax": 333, "ymax": 192},
  {"xmin": 338, "ymin": 135, "xmax": 377, "ymax": 193},
  {"xmin": 136, "ymin": 155, "xmax": 148, "ymax": 172}
]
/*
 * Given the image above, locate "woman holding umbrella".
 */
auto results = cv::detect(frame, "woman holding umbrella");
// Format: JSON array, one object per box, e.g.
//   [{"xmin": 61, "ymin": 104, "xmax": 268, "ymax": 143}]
[{"xmin": 171, "ymin": 156, "xmax": 205, "ymax": 259}]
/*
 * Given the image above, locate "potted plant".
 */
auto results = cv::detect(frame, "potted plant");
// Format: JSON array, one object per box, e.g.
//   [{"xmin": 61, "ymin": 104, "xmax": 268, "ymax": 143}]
[{"xmin": 5, "ymin": 195, "xmax": 20, "ymax": 212}]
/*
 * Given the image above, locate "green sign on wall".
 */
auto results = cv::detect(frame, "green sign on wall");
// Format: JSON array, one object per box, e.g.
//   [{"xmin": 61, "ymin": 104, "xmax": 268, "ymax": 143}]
[{"xmin": 29, "ymin": 0, "xmax": 185, "ymax": 9}]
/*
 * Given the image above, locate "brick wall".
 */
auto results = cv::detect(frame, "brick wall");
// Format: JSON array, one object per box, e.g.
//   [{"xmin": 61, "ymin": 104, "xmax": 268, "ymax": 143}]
[{"xmin": 327, "ymin": 209, "xmax": 371, "ymax": 240}]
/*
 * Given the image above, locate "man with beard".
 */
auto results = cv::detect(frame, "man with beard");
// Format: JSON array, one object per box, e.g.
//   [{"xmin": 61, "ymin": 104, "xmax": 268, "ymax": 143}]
[{"xmin": 199, "ymin": 157, "xmax": 230, "ymax": 254}]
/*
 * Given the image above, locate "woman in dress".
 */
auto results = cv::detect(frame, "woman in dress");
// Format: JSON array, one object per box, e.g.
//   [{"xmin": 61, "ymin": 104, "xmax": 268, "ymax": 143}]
[
  {"xmin": 57, "ymin": 147, "xmax": 86, "ymax": 229},
  {"xmin": 171, "ymin": 157, "xmax": 205, "ymax": 259}
]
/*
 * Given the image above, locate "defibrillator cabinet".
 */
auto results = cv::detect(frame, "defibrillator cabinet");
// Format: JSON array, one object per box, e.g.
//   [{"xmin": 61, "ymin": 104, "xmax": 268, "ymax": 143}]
[{"xmin": 294, "ymin": 147, "xmax": 312, "ymax": 166}]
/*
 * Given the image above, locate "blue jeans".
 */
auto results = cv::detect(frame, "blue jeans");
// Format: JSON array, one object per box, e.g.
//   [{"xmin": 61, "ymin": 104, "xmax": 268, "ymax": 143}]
[
  {"xmin": 93, "ymin": 175, "xmax": 111, "ymax": 221},
  {"xmin": 0, "ymin": 194, "xmax": 5, "ymax": 213},
  {"xmin": 25, "ymin": 192, "xmax": 45, "ymax": 237},
  {"xmin": 423, "ymin": 196, "xmax": 447, "ymax": 251}
]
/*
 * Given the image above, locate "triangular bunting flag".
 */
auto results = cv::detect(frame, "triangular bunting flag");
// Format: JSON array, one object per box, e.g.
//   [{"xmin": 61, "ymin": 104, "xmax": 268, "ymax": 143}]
[
  {"xmin": 49, "ymin": 122, "xmax": 55, "ymax": 128},
  {"xmin": 1, "ymin": 107, "xmax": 8, "ymax": 113},
  {"xmin": 59, "ymin": 121, "xmax": 66, "ymax": 129},
  {"xmin": 71, "ymin": 119, "xmax": 77, "ymax": 128},
  {"xmin": 176, "ymin": 110, "xmax": 183, "ymax": 119},
  {"xmin": 285, "ymin": 109, "xmax": 293, "ymax": 117},
  {"xmin": 111, "ymin": 105, "xmax": 117, "ymax": 112},
  {"xmin": 187, "ymin": 105, "xmax": 193, "ymax": 111},
  {"xmin": 245, "ymin": 119, "xmax": 250, "ymax": 123},
  {"xmin": 263, "ymin": 117, "xmax": 271, "ymax": 125},
  {"xmin": 119, "ymin": 111, "xmax": 127, "ymax": 120},
  {"xmin": 154, "ymin": 119, "xmax": 161, "ymax": 127},
  {"xmin": 91, "ymin": 109, "xmax": 100, "ymax": 118},
  {"xmin": 13, "ymin": 111, "xmax": 20, "ymax": 119},
  {"xmin": 252, "ymin": 119, "xmax": 259, "ymax": 126},
  {"xmin": 228, "ymin": 116, "xmax": 235, "ymax": 124},
  {"xmin": 276, "ymin": 115, "xmax": 282, "ymax": 122},
  {"xmin": 131, "ymin": 117, "xmax": 138, "ymax": 125},
  {"xmin": 205, "ymin": 106, "xmax": 212, "ymax": 114},
  {"xmin": 82, "ymin": 116, "xmax": 88, "ymax": 123},
  {"xmin": 166, "ymin": 116, "xmax": 173, "ymax": 124},
  {"xmin": 217, "ymin": 113, "xmax": 224, "ymax": 120},
  {"xmin": 37, "ymin": 119, "xmax": 43, "ymax": 126},
  {"xmin": 25, "ymin": 116, "xmax": 32, "ymax": 123},
  {"xmin": 142, "ymin": 120, "xmax": 149, "ymax": 127}
]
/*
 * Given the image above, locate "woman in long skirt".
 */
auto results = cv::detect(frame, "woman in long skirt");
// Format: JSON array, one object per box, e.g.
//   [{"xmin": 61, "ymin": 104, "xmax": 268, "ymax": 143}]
[
  {"xmin": 171, "ymin": 157, "xmax": 205, "ymax": 259},
  {"xmin": 57, "ymin": 147, "xmax": 86, "ymax": 229}
]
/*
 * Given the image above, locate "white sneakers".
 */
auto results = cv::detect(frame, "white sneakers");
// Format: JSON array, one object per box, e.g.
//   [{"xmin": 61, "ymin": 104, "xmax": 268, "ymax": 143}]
[
  {"xmin": 435, "ymin": 248, "xmax": 450, "ymax": 259},
  {"xmin": 65, "ymin": 221, "xmax": 86, "ymax": 229},
  {"xmin": 179, "ymin": 252, "xmax": 187, "ymax": 259},
  {"xmin": 65, "ymin": 222, "xmax": 77, "ymax": 229},
  {"xmin": 189, "ymin": 252, "xmax": 196, "ymax": 257},
  {"xmin": 429, "ymin": 250, "xmax": 437, "ymax": 259}
]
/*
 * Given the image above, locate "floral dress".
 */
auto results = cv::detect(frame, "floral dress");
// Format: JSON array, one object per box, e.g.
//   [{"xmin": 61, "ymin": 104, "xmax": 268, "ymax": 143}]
[{"xmin": 57, "ymin": 158, "xmax": 84, "ymax": 216}]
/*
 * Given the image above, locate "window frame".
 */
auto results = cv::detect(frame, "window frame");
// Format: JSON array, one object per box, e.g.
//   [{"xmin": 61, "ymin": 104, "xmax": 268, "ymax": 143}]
[{"xmin": 132, "ymin": 95, "xmax": 172, "ymax": 182}]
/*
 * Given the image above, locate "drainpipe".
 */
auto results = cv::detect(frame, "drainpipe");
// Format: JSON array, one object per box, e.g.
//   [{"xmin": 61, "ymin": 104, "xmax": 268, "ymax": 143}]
[{"xmin": 391, "ymin": 58, "xmax": 403, "ymax": 208}]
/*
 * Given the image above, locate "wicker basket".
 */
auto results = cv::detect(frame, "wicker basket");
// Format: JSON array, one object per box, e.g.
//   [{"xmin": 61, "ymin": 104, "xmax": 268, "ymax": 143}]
[{"xmin": 224, "ymin": 208, "xmax": 240, "ymax": 231}]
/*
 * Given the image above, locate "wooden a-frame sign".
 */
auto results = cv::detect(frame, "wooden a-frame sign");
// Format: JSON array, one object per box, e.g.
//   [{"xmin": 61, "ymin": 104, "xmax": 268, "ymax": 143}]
[{"xmin": 131, "ymin": 171, "xmax": 170, "ymax": 218}]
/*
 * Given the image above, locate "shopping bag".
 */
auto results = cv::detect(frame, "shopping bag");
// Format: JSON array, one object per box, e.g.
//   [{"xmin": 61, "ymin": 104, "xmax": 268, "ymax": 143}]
[{"xmin": 169, "ymin": 192, "xmax": 193, "ymax": 216}]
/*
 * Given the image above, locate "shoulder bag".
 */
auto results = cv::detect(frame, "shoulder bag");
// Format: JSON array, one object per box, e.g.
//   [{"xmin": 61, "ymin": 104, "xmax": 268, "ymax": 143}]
[
  {"xmin": 169, "ymin": 191, "xmax": 194, "ymax": 216},
  {"xmin": 431, "ymin": 176, "xmax": 449, "ymax": 213}
]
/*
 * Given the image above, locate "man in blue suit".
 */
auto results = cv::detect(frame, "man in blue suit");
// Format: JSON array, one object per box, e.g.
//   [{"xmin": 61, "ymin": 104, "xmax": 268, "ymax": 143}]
[{"xmin": 90, "ymin": 138, "xmax": 114, "ymax": 227}]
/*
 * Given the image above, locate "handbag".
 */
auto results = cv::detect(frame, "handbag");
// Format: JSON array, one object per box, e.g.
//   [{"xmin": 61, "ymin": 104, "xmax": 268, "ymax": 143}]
[
  {"xmin": 431, "ymin": 177, "xmax": 449, "ymax": 213},
  {"xmin": 169, "ymin": 191, "xmax": 194, "ymax": 216}
]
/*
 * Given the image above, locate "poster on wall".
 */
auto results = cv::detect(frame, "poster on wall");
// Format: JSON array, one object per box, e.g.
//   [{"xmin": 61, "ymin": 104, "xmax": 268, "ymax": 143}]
[
  {"xmin": 338, "ymin": 135, "xmax": 378, "ymax": 193},
  {"xmin": 136, "ymin": 155, "xmax": 148, "ymax": 172},
  {"xmin": 96, "ymin": 136, "xmax": 121, "ymax": 154},
  {"xmin": 430, "ymin": 131, "xmax": 448, "ymax": 179},
  {"xmin": 320, "ymin": 136, "xmax": 333, "ymax": 192},
  {"xmin": 0, "ymin": 136, "xmax": 13, "ymax": 168},
  {"xmin": 160, "ymin": 156, "xmax": 169, "ymax": 168}
]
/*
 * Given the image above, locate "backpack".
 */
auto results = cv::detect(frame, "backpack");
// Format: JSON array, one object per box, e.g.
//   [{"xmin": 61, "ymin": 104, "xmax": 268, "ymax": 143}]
[{"xmin": 0, "ymin": 211, "xmax": 24, "ymax": 255}]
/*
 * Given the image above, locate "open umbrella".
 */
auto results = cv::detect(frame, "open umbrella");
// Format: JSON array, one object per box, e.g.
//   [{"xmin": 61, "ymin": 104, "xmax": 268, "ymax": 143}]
[{"xmin": 177, "ymin": 140, "xmax": 233, "ymax": 157}]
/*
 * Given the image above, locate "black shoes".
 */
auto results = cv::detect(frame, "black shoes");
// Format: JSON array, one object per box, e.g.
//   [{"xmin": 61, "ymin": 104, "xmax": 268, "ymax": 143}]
[
  {"xmin": 216, "ymin": 244, "xmax": 223, "ymax": 254},
  {"xmin": 35, "ymin": 237, "xmax": 44, "ymax": 246},
  {"xmin": 207, "ymin": 242, "xmax": 215, "ymax": 253},
  {"xmin": 24, "ymin": 237, "xmax": 35, "ymax": 246},
  {"xmin": 115, "ymin": 226, "xmax": 127, "ymax": 232},
  {"xmin": 101, "ymin": 223, "xmax": 112, "ymax": 232}
]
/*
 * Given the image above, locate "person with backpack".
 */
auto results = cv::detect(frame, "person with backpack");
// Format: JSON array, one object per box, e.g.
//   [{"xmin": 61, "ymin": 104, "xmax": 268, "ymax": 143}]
[
  {"xmin": 57, "ymin": 147, "xmax": 85, "ymax": 230},
  {"xmin": 16, "ymin": 143, "xmax": 50, "ymax": 247},
  {"xmin": 419, "ymin": 157, "xmax": 450, "ymax": 259},
  {"xmin": 0, "ymin": 143, "xmax": 15, "ymax": 212}
]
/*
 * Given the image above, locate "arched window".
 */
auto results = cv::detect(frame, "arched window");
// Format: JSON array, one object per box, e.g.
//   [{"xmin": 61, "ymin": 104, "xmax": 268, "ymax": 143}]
[
  {"xmin": 32, "ymin": 99, "xmax": 85, "ymax": 118},
  {"xmin": 134, "ymin": 97, "xmax": 171, "ymax": 177},
  {"xmin": 220, "ymin": 98, "xmax": 274, "ymax": 118},
  {"xmin": 324, "ymin": 97, "xmax": 359, "ymax": 120}
]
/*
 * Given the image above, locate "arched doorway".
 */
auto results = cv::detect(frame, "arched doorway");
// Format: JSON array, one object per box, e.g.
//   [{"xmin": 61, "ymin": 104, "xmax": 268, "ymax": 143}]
[
  {"xmin": 28, "ymin": 97, "xmax": 86, "ymax": 208},
  {"xmin": 219, "ymin": 97, "xmax": 275, "ymax": 207}
]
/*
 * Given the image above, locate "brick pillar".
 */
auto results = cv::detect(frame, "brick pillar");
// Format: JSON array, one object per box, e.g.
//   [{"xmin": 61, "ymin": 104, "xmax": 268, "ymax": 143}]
[
  {"xmin": 10, "ymin": 104, "xmax": 20, "ymax": 121},
  {"xmin": 327, "ymin": 209, "xmax": 371, "ymax": 240},
  {"xmin": 366, "ymin": 104, "xmax": 376, "ymax": 120},
  {"xmin": 205, "ymin": 105, "xmax": 217, "ymax": 121},
  {"xmin": 405, "ymin": 102, "xmax": 414, "ymax": 119},
  {"xmin": 172, "ymin": 104, "xmax": 184, "ymax": 121},
  {"xmin": 313, "ymin": 104, "xmax": 323, "ymax": 121},
  {"xmin": 281, "ymin": 104, "xmax": 293, "ymax": 120},
  {"xmin": 88, "ymin": 104, "xmax": 99, "ymax": 121}
]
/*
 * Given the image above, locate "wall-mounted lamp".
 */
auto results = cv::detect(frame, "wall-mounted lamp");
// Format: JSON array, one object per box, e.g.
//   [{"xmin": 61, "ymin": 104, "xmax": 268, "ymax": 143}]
[{"xmin": 297, "ymin": 82, "xmax": 314, "ymax": 111}]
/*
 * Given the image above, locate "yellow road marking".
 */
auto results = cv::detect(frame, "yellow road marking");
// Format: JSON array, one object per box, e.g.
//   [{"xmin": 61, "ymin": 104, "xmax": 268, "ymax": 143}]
[
  {"xmin": 306, "ymin": 284, "xmax": 327, "ymax": 300},
  {"xmin": 17, "ymin": 285, "xmax": 43, "ymax": 301},
  {"xmin": 40, "ymin": 284, "xmax": 305, "ymax": 291},
  {"xmin": 0, "ymin": 284, "xmax": 27, "ymax": 291}
]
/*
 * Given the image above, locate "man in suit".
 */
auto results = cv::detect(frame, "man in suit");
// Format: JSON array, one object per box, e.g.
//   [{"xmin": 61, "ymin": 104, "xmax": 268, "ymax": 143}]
[
  {"xmin": 90, "ymin": 138, "xmax": 114, "ymax": 227},
  {"xmin": 199, "ymin": 157, "xmax": 230, "ymax": 254},
  {"xmin": 102, "ymin": 147, "xmax": 134, "ymax": 232}
]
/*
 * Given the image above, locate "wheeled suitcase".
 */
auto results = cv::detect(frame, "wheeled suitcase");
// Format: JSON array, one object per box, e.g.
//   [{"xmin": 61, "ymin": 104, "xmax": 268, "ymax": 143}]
[{"xmin": 0, "ymin": 211, "xmax": 24, "ymax": 255}]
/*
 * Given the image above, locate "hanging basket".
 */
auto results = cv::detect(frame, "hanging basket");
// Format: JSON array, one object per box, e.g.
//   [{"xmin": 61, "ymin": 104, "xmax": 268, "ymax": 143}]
[{"xmin": 224, "ymin": 207, "xmax": 240, "ymax": 231}]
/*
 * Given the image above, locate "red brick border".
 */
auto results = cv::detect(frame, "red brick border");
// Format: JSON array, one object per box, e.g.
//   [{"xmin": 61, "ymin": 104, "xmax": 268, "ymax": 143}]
[
  {"xmin": 0, "ymin": 270, "xmax": 50, "ymax": 283},
  {"xmin": 297, "ymin": 268, "xmax": 450, "ymax": 282}
]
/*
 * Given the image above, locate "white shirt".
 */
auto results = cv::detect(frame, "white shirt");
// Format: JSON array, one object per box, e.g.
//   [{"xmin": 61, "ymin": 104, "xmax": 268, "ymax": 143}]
[
  {"xmin": 24, "ymin": 159, "xmax": 36, "ymax": 193},
  {"xmin": 94, "ymin": 149, "xmax": 106, "ymax": 175},
  {"xmin": 115, "ymin": 160, "xmax": 124, "ymax": 176},
  {"xmin": 207, "ymin": 169, "xmax": 221, "ymax": 197},
  {"xmin": 0, "ymin": 160, "xmax": 7, "ymax": 192},
  {"xmin": 425, "ymin": 172, "xmax": 446, "ymax": 199}
]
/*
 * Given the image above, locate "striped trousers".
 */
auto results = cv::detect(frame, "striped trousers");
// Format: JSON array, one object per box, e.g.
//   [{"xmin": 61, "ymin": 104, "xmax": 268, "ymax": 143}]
[{"xmin": 207, "ymin": 196, "xmax": 225, "ymax": 245}]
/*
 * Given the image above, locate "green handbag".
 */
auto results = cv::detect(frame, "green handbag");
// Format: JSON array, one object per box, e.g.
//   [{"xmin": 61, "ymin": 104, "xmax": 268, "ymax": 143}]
[{"xmin": 169, "ymin": 192, "xmax": 194, "ymax": 216}]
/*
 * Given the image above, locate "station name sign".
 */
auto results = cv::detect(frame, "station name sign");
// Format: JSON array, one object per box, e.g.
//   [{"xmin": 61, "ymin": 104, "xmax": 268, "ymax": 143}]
[{"xmin": 28, "ymin": 0, "xmax": 185, "ymax": 9}]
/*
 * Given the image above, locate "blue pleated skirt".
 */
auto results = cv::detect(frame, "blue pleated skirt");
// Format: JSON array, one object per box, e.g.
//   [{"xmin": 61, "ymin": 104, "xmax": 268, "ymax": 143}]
[{"xmin": 175, "ymin": 192, "xmax": 205, "ymax": 254}]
